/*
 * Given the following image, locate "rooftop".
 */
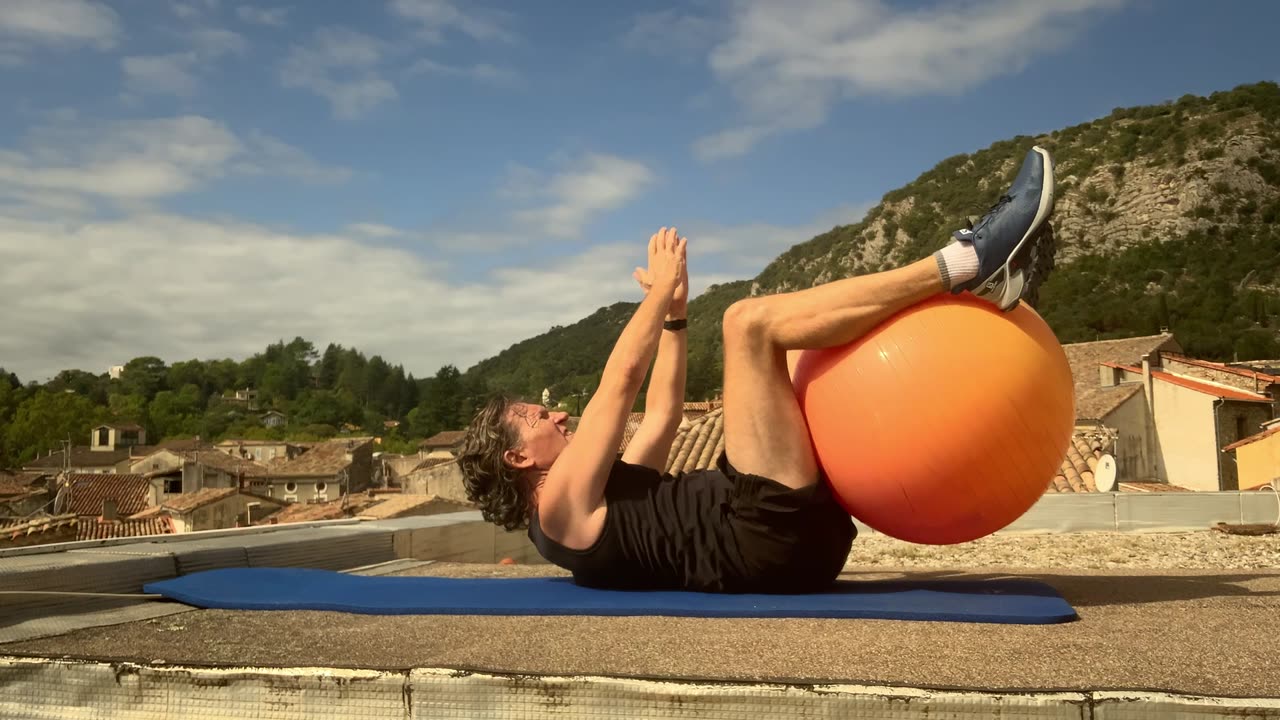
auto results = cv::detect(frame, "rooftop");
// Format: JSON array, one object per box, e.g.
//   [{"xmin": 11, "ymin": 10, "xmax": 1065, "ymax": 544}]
[
  {"xmin": 1062, "ymin": 333, "xmax": 1180, "ymax": 420},
  {"xmin": 1107, "ymin": 363, "xmax": 1273, "ymax": 402},
  {"xmin": 420, "ymin": 430, "xmax": 466, "ymax": 448},
  {"xmin": 267, "ymin": 438, "xmax": 373, "ymax": 477},
  {"xmin": 2, "ymin": 558, "xmax": 1277, "ymax": 700},
  {"xmin": 65, "ymin": 473, "xmax": 152, "ymax": 517}
]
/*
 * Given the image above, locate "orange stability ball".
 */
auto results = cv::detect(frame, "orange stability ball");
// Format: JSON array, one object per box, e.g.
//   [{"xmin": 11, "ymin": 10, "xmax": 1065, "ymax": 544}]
[{"xmin": 789, "ymin": 293, "xmax": 1075, "ymax": 545}]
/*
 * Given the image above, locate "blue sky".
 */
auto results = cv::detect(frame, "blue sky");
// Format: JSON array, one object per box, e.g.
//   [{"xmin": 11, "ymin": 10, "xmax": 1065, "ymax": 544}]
[{"xmin": 1, "ymin": 0, "xmax": 1277, "ymax": 382}]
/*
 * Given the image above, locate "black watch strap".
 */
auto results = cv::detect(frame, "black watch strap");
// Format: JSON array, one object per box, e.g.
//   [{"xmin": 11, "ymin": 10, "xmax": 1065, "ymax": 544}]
[{"xmin": 663, "ymin": 318, "xmax": 688, "ymax": 331}]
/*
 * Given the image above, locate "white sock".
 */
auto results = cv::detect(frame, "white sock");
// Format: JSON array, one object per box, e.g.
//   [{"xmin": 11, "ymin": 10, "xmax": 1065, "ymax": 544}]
[{"xmin": 934, "ymin": 240, "xmax": 979, "ymax": 289}]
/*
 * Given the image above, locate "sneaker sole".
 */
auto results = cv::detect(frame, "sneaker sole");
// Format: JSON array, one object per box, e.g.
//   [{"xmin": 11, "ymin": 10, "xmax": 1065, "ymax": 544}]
[{"xmin": 973, "ymin": 146, "xmax": 1056, "ymax": 311}]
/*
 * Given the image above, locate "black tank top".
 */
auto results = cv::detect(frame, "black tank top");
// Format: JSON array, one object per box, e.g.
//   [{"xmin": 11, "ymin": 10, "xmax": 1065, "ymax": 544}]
[{"xmin": 528, "ymin": 459, "xmax": 744, "ymax": 590}]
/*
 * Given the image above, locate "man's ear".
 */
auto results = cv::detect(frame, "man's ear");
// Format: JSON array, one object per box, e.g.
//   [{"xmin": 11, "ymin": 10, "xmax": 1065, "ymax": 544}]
[{"xmin": 503, "ymin": 448, "xmax": 532, "ymax": 470}]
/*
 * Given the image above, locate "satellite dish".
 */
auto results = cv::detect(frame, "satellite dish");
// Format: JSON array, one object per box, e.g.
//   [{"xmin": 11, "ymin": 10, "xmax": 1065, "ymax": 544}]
[
  {"xmin": 53, "ymin": 485, "xmax": 69, "ymax": 515},
  {"xmin": 1095, "ymin": 454, "xmax": 1117, "ymax": 492}
]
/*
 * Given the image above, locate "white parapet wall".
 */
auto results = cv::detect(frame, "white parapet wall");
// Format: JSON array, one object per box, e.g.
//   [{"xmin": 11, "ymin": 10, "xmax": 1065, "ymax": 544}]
[
  {"xmin": 849, "ymin": 491, "xmax": 1280, "ymax": 536},
  {"xmin": 2, "ymin": 658, "xmax": 1278, "ymax": 720}
]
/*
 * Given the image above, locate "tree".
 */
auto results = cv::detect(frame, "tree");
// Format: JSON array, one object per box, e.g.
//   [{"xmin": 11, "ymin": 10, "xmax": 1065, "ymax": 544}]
[
  {"xmin": 317, "ymin": 344, "xmax": 342, "ymax": 389},
  {"xmin": 45, "ymin": 369, "xmax": 109, "ymax": 404},
  {"xmin": 108, "ymin": 393, "xmax": 149, "ymax": 429},
  {"xmin": 167, "ymin": 360, "xmax": 209, "ymax": 402},
  {"xmin": 4, "ymin": 390, "xmax": 109, "ymax": 466},
  {"xmin": 150, "ymin": 385, "xmax": 204, "ymax": 438},
  {"xmin": 119, "ymin": 356, "xmax": 167, "ymax": 401}
]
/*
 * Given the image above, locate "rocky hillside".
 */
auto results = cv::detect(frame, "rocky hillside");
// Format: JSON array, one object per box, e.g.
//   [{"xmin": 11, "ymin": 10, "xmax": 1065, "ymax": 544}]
[{"xmin": 467, "ymin": 82, "xmax": 1280, "ymax": 403}]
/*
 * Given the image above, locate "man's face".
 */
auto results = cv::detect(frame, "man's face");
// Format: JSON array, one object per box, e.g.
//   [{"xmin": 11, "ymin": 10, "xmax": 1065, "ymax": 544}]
[{"xmin": 506, "ymin": 402, "xmax": 572, "ymax": 471}]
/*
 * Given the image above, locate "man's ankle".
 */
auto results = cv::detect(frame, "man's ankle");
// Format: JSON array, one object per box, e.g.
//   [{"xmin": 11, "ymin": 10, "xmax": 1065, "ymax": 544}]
[{"xmin": 934, "ymin": 240, "xmax": 979, "ymax": 290}]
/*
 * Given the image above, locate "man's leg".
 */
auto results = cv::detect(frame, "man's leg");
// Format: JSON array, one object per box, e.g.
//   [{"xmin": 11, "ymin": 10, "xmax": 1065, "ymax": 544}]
[
  {"xmin": 720, "ymin": 145, "xmax": 1057, "ymax": 490},
  {"xmin": 720, "ymin": 258, "xmax": 946, "ymax": 490}
]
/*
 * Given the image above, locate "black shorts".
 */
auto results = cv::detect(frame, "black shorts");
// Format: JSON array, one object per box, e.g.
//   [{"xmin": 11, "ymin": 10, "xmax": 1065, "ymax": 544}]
[{"xmin": 716, "ymin": 453, "xmax": 856, "ymax": 593}]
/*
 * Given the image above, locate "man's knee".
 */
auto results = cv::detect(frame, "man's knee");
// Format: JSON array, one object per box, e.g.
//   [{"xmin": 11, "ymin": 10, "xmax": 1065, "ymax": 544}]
[{"xmin": 723, "ymin": 298, "xmax": 771, "ymax": 345}]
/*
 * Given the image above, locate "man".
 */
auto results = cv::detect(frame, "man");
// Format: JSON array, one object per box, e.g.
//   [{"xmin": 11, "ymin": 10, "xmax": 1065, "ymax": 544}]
[{"xmin": 459, "ymin": 146, "xmax": 1056, "ymax": 593}]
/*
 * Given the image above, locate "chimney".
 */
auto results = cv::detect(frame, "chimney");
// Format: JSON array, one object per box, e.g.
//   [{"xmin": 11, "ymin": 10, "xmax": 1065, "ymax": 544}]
[{"xmin": 102, "ymin": 499, "xmax": 118, "ymax": 521}]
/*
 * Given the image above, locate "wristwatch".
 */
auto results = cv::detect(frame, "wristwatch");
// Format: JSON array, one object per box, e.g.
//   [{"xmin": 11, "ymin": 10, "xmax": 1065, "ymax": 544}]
[{"xmin": 663, "ymin": 318, "xmax": 687, "ymax": 331}]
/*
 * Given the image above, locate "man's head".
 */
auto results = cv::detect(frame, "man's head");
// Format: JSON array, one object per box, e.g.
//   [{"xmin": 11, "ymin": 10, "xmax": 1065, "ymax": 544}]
[{"xmin": 457, "ymin": 394, "xmax": 573, "ymax": 530}]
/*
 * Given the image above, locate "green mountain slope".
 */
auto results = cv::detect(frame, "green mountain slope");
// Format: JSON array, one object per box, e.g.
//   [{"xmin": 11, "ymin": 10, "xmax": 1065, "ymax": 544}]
[{"xmin": 465, "ymin": 82, "xmax": 1280, "ymax": 404}]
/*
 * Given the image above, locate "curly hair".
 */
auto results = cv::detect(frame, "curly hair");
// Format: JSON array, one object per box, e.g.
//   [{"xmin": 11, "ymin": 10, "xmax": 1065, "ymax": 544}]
[{"xmin": 457, "ymin": 393, "xmax": 532, "ymax": 531}]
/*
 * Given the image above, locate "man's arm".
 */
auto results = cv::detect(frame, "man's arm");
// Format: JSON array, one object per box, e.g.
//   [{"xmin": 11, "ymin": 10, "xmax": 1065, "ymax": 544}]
[
  {"xmin": 538, "ymin": 229, "xmax": 686, "ymax": 546},
  {"xmin": 622, "ymin": 252, "xmax": 688, "ymax": 470}
]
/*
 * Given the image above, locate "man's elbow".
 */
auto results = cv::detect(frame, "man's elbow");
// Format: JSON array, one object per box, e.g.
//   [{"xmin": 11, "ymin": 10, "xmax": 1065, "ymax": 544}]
[{"xmin": 605, "ymin": 360, "xmax": 648, "ymax": 390}]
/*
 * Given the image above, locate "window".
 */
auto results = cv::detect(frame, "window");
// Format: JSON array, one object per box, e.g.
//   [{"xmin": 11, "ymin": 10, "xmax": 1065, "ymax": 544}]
[
  {"xmin": 164, "ymin": 478, "xmax": 182, "ymax": 494},
  {"xmin": 315, "ymin": 482, "xmax": 327, "ymax": 493},
  {"xmin": 96, "ymin": 427, "xmax": 109, "ymax": 446},
  {"xmin": 1236, "ymin": 415, "xmax": 1247, "ymax": 440},
  {"xmin": 285, "ymin": 482, "xmax": 297, "ymax": 493}
]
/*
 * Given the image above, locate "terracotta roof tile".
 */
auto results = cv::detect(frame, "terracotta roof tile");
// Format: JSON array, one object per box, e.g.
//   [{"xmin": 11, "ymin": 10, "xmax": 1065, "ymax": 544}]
[
  {"xmin": 665, "ymin": 408, "xmax": 725, "ymax": 474},
  {"xmin": 0, "ymin": 474, "xmax": 37, "ymax": 497},
  {"xmin": 65, "ymin": 474, "xmax": 153, "ymax": 517},
  {"xmin": 1163, "ymin": 353, "xmax": 1280, "ymax": 386},
  {"xmin": 1063, "ymin": 334, "xmax": 1180, "ymax": 420},
  {"xmin": 412, "ymin": 457, "xmax": 455, "ymax": 472},
  {"xmin": 157, "ymin": 487, "xmax": 239, "ymax": 514},
  {"xmin": 76, "ymin": 515, "xmax": 174, "ymax": 540},
  {"xmin": 1046, "ymin": 431, "xmax": 1114, "ymax": 493},
  {"xmin": 618, "ymin": 413, "xmax": 647, "ymax": 454},
  {"xmin": 269, "ymin": 438, "xmax": 372, "ymax": 477},
  {"xmin": 256, "ymin": 494, "xmax": 382, "ymax": 525},
  {"xmin": 1106, "ymin": 363, "xmax": 1273, "ymax": 403},
  {"xmin": 1, "ymin": 514, "xmax": 78, "ymax": 543},
  {"xmin": 1076, "ymin": 383, "xmax": 1144, "ymax": 422},
  {"xmin": 23, "ymin": 446, "xmax": 133, "ymax": 470},
  {"xmin": 181, "ymin": 450, "xmax": 268, "ymax": 477},
  {"xmin": 420, "ymin": 430, "xmax": 466, "ymax": 448}
]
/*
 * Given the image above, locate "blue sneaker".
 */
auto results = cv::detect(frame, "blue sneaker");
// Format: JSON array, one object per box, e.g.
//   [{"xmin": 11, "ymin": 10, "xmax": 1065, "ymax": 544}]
[{"xmin": 952, "ymin": 146, "xmax": 1056, "ymax": 311}]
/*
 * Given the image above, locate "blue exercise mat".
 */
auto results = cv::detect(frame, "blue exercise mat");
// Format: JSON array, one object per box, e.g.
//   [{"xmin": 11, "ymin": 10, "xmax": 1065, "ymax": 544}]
[{"xmin": 145, "ymin": 568, "xmax": 1077, "ymax": 624}]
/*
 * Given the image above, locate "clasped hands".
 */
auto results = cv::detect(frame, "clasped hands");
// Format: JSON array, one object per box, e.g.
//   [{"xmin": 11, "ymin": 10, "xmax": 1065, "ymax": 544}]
[{"xmin": 632, "ymin": 226, "xmax": 688, "ymax": 317}]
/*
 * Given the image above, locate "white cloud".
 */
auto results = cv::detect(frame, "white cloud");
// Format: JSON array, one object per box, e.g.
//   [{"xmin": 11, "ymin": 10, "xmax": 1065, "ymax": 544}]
[
  {"xmin": 405, "ymin": 58, "xmax": 517, "ymax": 85},
  {"xmin": 122, "ymin": 53, "xmax": 200, "ymax": 97},
  {"xmin": 622, "ymin": 9, "xmax": 721, "ymax": 60},
  {"xmin": 697, "ymin": 0, "xmax": 1125, "ymax": 159},
  {"xmin": 679, "ymin": 202, "xmax": 874, "ymax": 290},
  {"xmin": 509, "ymin": 154, "xmax": 654, "ymax": 240},
  {"xmin": 0, "ymin": 0, "xmax": 120, "ymax": 51},
  {"xmin": 280, "ymin": 28, "xmax": 398, "ymax": 119},
  {"xmin": 0, "ymin": 200, "xmax": 880, "ymax": 382},
  {"xmin": 121, "ymin": 29, "xmax": 246, "ymax": 98},
  {"xmin": 0, "ymin": 116, "xmax": 349, "ymax": 204},
  {"xmin": 236, "ymin": 5, "xmax": 290, "ymax": 26},
  {"xmin": 388, "ymin": 0, "xmax": 515, "ymax": 43},
  {"xmin": 0, "ymin": 213, "xmax": 640, "ymax": 384}
]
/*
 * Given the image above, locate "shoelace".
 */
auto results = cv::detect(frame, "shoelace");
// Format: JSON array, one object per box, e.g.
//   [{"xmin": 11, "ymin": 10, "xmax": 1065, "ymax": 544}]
[{"xmin": 966, "ymin": 194, "xmax": 1012, "ymax": 233}]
